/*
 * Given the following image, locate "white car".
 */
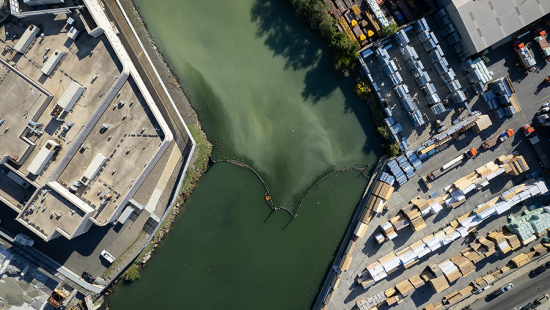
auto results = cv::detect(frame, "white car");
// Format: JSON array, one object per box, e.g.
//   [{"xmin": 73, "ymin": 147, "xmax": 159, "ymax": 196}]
[
  {"xmin": 101, "ymin": 250, "xmax": 115, "ymax": 263},
  {"xmin": 499, "ymin": 283, "xmax": 514, "ymax": 293}
]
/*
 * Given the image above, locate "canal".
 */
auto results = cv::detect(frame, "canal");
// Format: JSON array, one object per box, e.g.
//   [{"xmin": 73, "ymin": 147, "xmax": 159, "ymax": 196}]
[{"xmin": 106, "ymin": 0, "xmax": 382, "ymax": 309}]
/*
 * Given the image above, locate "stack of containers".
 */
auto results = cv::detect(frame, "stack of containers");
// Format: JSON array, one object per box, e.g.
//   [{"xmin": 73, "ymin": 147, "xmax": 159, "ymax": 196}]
[
  {"xmin": 387, "ymin": 159, "xmax": 408, "ymax": 186},
  {"xmin": 405, "ymin": 151, "xmax": 422, "ymax": 170},
  {"xmin": 379, "ymin": 171, "xmax": 396, "ymax": 186},
  {"xmin": 397, "ymin": 155, "xmax": 416, "ymax": 179}
]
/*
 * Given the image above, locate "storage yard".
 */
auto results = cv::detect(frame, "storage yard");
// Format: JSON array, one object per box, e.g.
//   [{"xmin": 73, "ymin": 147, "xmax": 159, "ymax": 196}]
[{"xmin": 316, "ymin": 4, "xmax": 550, "ymax": 310}]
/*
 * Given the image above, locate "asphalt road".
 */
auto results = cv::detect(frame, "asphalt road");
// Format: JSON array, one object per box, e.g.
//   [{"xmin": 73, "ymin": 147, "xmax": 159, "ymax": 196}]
[{"xmin": 474, "ymin": 264, "xmax": 550, "ymax": 310}]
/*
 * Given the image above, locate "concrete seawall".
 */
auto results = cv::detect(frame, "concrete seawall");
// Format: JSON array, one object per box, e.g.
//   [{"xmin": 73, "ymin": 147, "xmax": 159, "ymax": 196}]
[{"xmin": 312, "ymin": 155, "xmax": 388, "ymax": 310}]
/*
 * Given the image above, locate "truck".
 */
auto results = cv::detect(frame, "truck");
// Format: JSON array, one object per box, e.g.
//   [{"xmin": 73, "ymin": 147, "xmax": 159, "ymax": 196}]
[
  {"xmin": 482, "ymin": 129, "xmax": 513, "ymax": 149},
  {"xmin": 534, "ymin": 29, "xmax": 550, "ymax": 62},
  {"xmin": 522, "ymin": 124, "xmax": 550, "ymax": 171},
  {"xmin": 428, "ymin": 154, "xmax": 464, "ymax": 180},
  {"xmin": 513, "ymin": 40, "xmax": 537, "ymax": 71}
]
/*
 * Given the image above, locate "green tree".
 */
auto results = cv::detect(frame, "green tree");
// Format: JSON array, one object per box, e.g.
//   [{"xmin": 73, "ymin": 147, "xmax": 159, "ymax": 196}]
[
  {"xmin": 381, "ymin": 23, "xmax": 399, "ymax": 37},
  {"xmin": 123, "ymin": 265, "xmax": 141, "ymax": 282},
  {"xmin": 330, "ymin": 32, "xmax": 359, "ymax": 76},
  {"xmin": 376, "ymin": 126, "xmax": 389, "ymax": 139},
  {"xmin": 384, "ymin": 142, "xmax": 401, "ymax": 157}
]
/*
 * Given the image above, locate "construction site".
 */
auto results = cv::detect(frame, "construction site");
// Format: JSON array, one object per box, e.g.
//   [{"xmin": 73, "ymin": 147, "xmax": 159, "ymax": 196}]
[
  {"xmin": 315, "ymin": 4, "xmax": 550, "ymax": 310},
  {"xmin": 0, "ymin": 0, "xmax": 194, "ymax": 303}
]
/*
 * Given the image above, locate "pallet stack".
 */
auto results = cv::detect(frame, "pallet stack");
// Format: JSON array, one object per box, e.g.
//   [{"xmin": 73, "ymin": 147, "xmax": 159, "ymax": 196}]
[
  {"xmin": 504, "ymin": 234, "xmax": 521, "ymax": 250},
  {"xmin": 409, "ymin": 274, "xmax": 425, "ymax": 289},
  {"xmin": 395, "ymin": 279, "xmax": 414, "ymax": 297},
  {"xmin": 443, "ymin": 291, "xmax": 461, "ymax": 305},
  {"xmin": 403, "ymin": 204, "xmax": 427, "ymax": 231},
  {"xmin": 439, "ymin": 259, "xmax": 462, "ymax": 283},
  {"xmin": 505, "ymin": 155, "xmax": 530, "ymax": 176},
  {"xmin": 390, "ymin": 214, "xmax": 410, "ymax": 232}
]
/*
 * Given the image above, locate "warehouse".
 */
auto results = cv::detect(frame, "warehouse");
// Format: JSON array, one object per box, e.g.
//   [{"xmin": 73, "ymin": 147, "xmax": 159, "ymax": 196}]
[{"xmin": 436, "ymin": 0, "xmax": 550, "ymax": 55}]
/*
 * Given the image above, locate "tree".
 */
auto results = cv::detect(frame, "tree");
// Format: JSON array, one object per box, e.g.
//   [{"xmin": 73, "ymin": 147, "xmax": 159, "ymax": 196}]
[
  {"xmin": 124, "ymin": 265, "xmax": 141, "ymax": 282},
  {"xmin": 384, "ymin": 142, "xmax": 401, "ymax": 157},
  {"xmin": 330, "ymin": 32, "xmax": 359, "ymax": 76},
  {"xmin": 354, "ymin": 82, "xmax": 368, "ymax": 98},
  {"xmin": 376, "ymin": 126, "xmax": 389, "ymax": 139},
  {"xmin": 381, "ymin": 23, "xmax": 399, "ymax": 37}
]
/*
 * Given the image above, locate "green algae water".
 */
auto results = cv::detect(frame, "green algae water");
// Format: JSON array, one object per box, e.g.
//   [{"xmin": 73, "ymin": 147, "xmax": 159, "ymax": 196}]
[{"xmin": 107, "ymin": 0, "xmax": 382, "ymax": 308}]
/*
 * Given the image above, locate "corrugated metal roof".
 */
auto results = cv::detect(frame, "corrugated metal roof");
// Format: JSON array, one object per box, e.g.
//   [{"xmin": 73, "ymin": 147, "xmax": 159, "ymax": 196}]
[
  {"xmin": 56, "ymin": 81, "xmax": 85, "ymax": 110},
  {"xmin": 442, "ymin": 0, "xmax": 550, "ymax": 54}
]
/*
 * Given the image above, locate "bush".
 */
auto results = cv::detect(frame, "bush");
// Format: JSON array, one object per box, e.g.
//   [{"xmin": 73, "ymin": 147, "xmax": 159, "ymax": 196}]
[
  {"xmin": 381, "ymin": 23, "xmax": 399, "ymax": 37},
  {"xmin": 376, "ymin": 126, "xmax": 389, "ymax": 139},
  {"xmin": 123, "ymin": 265, "xmax": 141, "ymax": 282},
  {"xmin": 354, "ymin": 82, "xmax": 369, "ymax": 98},
  {"xmin": 384, "ymin": 142, "xmax": 401, "ymax": 157}
]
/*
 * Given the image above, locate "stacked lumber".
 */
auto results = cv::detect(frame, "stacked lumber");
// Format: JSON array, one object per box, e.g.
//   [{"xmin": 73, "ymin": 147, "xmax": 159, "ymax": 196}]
[
  {"xmin": 453, "ymin": 172, "xmax": 479, "ymax": 191},
  {"xmin": 500, "ymin": 265, "xmax": 511, "ymax": 273},
  {"xmin": 330, "ymin": 275, "xmax": 341, "ymax": 290},
  {"xmin": 533, "ymin": 243, "xmax": 548, "ymax": 255},
  {"xmin": 451, "ymin": 256, "xmax": 475, "ymax": 277},
  {"xmin": 478, "ymin": 237, "xmax": 496, "ymax": 250},
  {"xmin": 395, "ymin": 279, "xmax": 414, "ymax": 297},
  {"xmin": 409, "ymin": 274, "xmax": 425, "ymax": 289},
  {"xmin": 390, "ymin": 214, "xmax": 409, "ymax": 232},
  {"xmin": 354, "ymin": 221, "xmax": 368, "ymax": 238},
  {"xmin": 361, "ymin": 278, "xmax": 375, "ymax": 289},
  {"xmin": 443, "ymin": 290, "xmax": 461, "ymax": 304},
  {"xmin": 497, "ymin": 154, "xmax": 514, "ymax": 164},
  {"xmin": 339, "ymin": 255, "xmax": 353, "ymax": 272},
  {"xmin": 504, "ymin": 234, "xmax": 521, "ymax": 250},
  {"xmin": 397, "ymin": 247, "xmax": 419, "ymax": 268},
  {"xmin": 462, "ymin": 249, "xmax": 483, "ymax": 264},
  {"xmin": 522, "ymin": 235, "xmax": 537, "ymax": 245},
  {"xmin": 507, "ymin": 156, "xmax": 529, "ymax": 176},
  {"xmin": 443, "ymin": 226, "xmax": 455, "ymax": 235},
  {"xmin": 359, "ymin": 207, "xmax": 373, "ymax": 224},
  {"xmin": 375, "ymin": 233, "xmax": 386, "ymax": 244},
  {"xmin": 459, "ymin": 285, "xmax": 473, "ymax": 298},
  {"xmin": 482, "ymin": 274, "xmax": 496, "ymax": 284},
  {"xmin": 345, "ymin": 240, "xmax": 357, "ymax": 256},
  {"xmin": 403, "ymin": 205, "xmax": 427, "ymax": 231},
  {"xmin": 380, "ymin": 222, "xmax": 397, "ymax": 240},
  {"xmin": 429, "ymin": 276, "xmax": 450, "ymax": 293},
  {"xmin": 424, "ymin": 305, "xmax": 436, "ymax": 310},
  {"xmin": 323, "ymin": 288, "xmax": 334, "ymax": 306},
  {"xmin": 439, "ymin": 260, "xmax": 462, "ymax": 283},
  {"xmin": 356, "ymin": 292, "xmax": 386, "ymax": 310},
  {"xmin": 473, "ymin": 276, "xmax": 488, "ymax": 288},
  {"xmin": 365, "ymin": 194, "xmax": 386, "ymax": 215},
  {"xmin": 385, "ymin": 287, "xmax": 396, "ymax": 298},
  {"xmin": 487, "ymin": 232, "xmax": 511, "ymax": 253},
  {"xmin": 421, "ymin": 270, "xmax": 435, "ymax": 282},
  {"xmin": 373, "ymin": 181, "xmax": 395, "ymax": 200},
  {"xmin": 511, "ymin": 253, "xmax": 530, "ymax": 267},
  {"xmin": 386, "ymin": 293, "xmax": 404, "ymax": 305}
]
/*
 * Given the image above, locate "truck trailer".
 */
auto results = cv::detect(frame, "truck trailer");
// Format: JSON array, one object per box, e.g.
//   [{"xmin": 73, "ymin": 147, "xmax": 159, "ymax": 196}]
[
  {"xmin": 513, "ymin": 40, "xmax": 536, "ymax": 71},
  {"xmin": 535, "ymin": 29, "xmax": 550, "ymax": 62}
]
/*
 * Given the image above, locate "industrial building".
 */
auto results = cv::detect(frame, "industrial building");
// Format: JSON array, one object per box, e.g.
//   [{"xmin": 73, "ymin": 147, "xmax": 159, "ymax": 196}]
[{"xmin": 436, "ymin": 0, "xmax": 550, "ymax": 55}]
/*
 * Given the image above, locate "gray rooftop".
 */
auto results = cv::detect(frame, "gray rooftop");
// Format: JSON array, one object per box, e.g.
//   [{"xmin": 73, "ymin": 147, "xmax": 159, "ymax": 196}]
[{"xmin": 437, "ymin": 0, "xmax": 550, "ymax": 54}]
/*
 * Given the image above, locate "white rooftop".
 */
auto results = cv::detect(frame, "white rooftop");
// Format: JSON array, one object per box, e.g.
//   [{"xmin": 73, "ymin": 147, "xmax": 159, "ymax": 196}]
[{"xmin": 438, "ymin": 0, "xmax": 550, "ymax": 54}]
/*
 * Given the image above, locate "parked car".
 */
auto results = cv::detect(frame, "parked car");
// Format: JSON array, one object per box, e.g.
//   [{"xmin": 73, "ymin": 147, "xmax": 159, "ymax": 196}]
[
  {"xmin": 486, "ymin": 290, "xmax": 502, "ymax": 301},
  {"xmin": 535, "ymin": 293, "xmax": 550, "ymax": 305},
  {"xmin": 500, "ymin": 283, "xmax": 514, "ymax": 293},
  {"xmin": 530, "ymin": 265, "xmax": 546, "ymax": 277},
  {"xmin": 101, "ymin": 250, "xmax": 115, "ymax": 264},
  {"xmin": 81, "ymin": 271, "xmax": 95, "ymax": 284},
  {"xmin": 520, "ymin": 302, "xmax": 535, "ymax": 310}
]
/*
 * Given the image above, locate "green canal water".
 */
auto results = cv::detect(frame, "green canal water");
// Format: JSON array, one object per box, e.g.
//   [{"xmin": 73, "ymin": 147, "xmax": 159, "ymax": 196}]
[{"xmin": 106, "ymin": 0, "xmax": 382, "ymax": 309}]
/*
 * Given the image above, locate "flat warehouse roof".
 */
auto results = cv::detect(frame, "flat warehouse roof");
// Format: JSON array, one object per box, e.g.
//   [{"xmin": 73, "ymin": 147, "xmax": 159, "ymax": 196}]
[{"xmin": 437, "ymin": 0, "xmax": 550, "ymax": 54}]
